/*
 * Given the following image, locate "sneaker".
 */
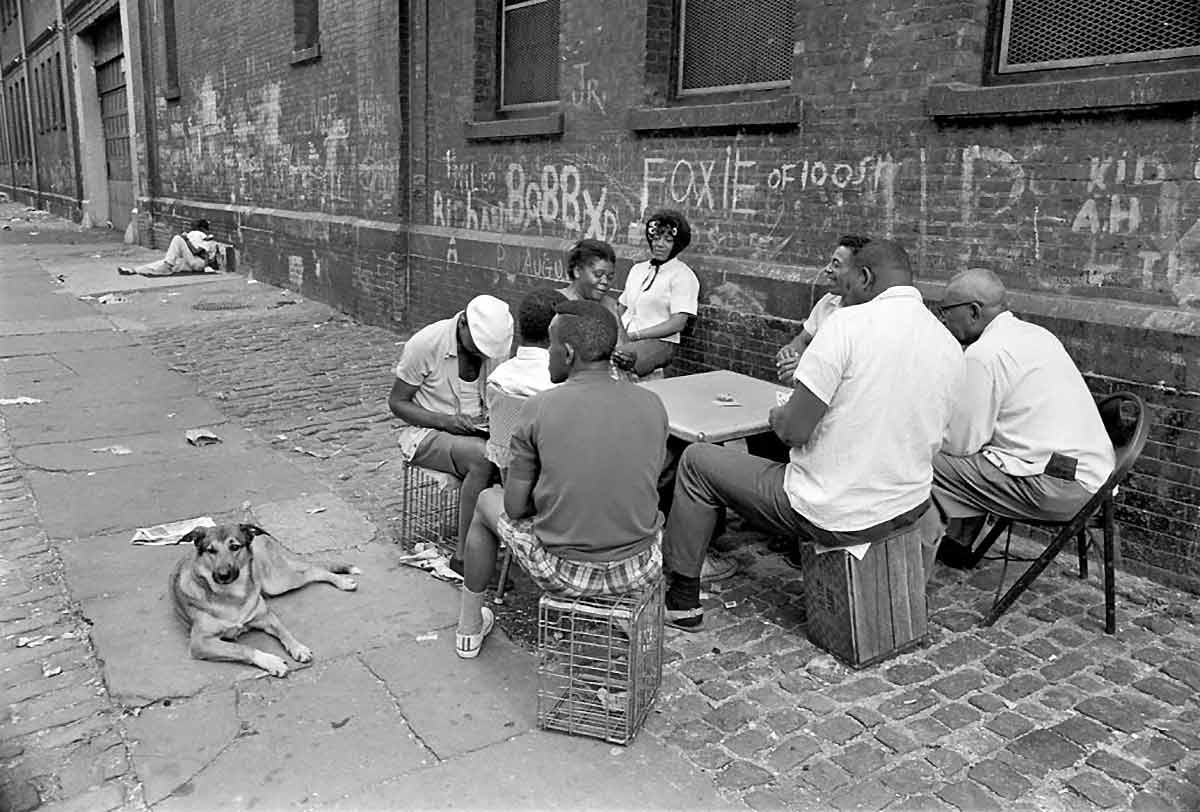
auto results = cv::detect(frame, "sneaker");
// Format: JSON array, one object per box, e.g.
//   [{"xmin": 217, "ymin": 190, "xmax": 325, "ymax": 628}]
[
  {"xmin": 455, "ymin": 606, "xmax": 495, "ymax": 659},
  {"xmin": 665, "ymin": 606, "xmax": 704, "ymax": 632},
  {"xmin": 700, "ymin": 555, "xmax": 737, "ymax": 583}
]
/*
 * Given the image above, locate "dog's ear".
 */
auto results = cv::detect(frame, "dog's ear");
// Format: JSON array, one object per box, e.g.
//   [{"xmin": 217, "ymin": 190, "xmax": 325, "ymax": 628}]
[
  {"xmin": 180, "ymin": 527, "xmax": 209, "ymax": 550},
  {"xmin": 239, "ymin": 523, "xmax": 269, "ymax": 541}
]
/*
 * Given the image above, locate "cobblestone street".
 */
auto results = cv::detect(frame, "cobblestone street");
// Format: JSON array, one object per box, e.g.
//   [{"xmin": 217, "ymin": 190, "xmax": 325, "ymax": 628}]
[
  {"xmin": 1, "ymin": 216, "xmax": 1198, "ymax": 810},
  {"xmin": 143, "ymin": 292, "xmax": 1200, "ymax": 810}
]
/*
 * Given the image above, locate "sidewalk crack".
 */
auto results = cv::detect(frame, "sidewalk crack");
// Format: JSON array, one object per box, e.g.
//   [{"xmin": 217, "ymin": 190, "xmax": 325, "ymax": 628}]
[{"xmin": 357, "ymin": 653, "xmax": 443, "ymax": 764}]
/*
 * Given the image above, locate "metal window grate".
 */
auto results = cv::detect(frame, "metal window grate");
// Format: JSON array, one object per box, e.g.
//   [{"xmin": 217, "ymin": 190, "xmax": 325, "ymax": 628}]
[
  {"xmin": 999, "ymin": 0, "xmax": 1200, "ymax": 73},
  {"xmin": 500, "ymin": 0, "xmax": 560, "ymax": 109},
  {"xmin": 678, "ymin": 0, "xmax": 794, "ymax": 95}
]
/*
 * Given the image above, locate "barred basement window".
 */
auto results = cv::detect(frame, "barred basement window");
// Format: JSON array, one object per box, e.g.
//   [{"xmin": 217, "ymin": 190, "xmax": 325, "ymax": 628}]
[
  {"xmin": 677, "ymin": 0, "xmax": 794, "ymax": 96},
  {"xmin": 996, "ymin": 0, "xmax": 1200, "ymax": 74},
  {"xmin": 292, "ymin": 0, "xmax": 321, "ymax": 63},
  {"xmin": 500, "ymin": 0, "xmax": 559, "ymax": 110}
]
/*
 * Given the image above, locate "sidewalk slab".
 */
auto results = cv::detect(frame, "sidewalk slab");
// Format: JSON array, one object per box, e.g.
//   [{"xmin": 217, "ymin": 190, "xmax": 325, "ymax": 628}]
[
  {"xmin": 249, "ymin": 494, "xmax": 380, "ymax": 555},
  {"xmin": 5, "ymin": 396, "xmax": 228, "ymax": 447},
  {"xmin": 132, "ymin": 658, "xmax": 432, "ymax": 811},
  {"xmin": 17, "ymin": 425, "xmax": 245, "ymax": 473},
  {"xmin": 323, "ymin": 729, "xmax": 737, "ymax": 811},
  {"xmin": 0, "ymin": 329, "xmax": 138, "ymax": 357}
]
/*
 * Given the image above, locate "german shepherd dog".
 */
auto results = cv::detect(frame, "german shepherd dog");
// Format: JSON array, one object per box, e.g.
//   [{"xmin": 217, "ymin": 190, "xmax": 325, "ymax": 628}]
[{"xmin": 170, "ymin": 523, "xmax": 359, "ymax": 676}]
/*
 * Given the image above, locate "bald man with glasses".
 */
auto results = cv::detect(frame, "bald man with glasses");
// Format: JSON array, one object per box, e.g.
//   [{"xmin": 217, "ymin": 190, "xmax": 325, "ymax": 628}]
[{"xmin": 933, "ymin": 268, "xmax": 1116, "ymax": 567}]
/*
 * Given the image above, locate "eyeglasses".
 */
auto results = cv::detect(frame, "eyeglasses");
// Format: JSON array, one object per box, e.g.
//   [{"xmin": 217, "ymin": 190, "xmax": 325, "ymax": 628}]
[{"xmin": 937, "ymin": 301, "xmax": 978, "ymax": 318}]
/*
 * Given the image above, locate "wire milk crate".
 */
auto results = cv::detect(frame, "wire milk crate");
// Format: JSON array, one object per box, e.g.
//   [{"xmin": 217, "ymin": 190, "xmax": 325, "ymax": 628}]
[
  {"xmin": 398, "ymin": 460, "xmax": 461, "ymax": 553},
  {"xmin": 536, "ymin": 577, "xmax": 664, "ymax": 745}
]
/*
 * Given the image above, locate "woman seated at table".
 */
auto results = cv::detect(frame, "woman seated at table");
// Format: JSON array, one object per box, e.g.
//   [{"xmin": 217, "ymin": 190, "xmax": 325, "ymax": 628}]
[
  {"xmin": 557, "ymin": 239, "xmax": 623, "ymax": 329},
  {"xmin": 612, "ymin": 210, "xmax": 700, "ymax": 380}
]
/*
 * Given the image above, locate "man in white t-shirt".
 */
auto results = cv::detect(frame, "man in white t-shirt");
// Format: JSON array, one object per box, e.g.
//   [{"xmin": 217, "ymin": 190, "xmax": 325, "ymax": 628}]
[
  {"xmin": 661, "ymin": 240, "xmax": 963, "ymax": 630},
  {"xmin": 774, "ymin": 235, "xmax": 871, "ymax": 384},
  {"xmin": 932, "ymin": 268, "xmax": 1116, "ymax": 567},
  {"xmin": 388, "ymin": 295, "xmax": 514, "ymax": 569}
]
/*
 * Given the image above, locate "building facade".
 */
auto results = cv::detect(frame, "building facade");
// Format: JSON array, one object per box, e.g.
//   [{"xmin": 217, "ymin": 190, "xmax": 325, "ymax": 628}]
[{"xmin": 2, "ymin": 0, "xmax": 1198, "ymax": 592}]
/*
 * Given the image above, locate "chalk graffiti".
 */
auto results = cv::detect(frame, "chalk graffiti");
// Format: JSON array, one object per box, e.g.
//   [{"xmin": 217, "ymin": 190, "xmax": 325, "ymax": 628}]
[{"xmin": 568, "ymin": 62, "xmax": 607, "ymax": 114}]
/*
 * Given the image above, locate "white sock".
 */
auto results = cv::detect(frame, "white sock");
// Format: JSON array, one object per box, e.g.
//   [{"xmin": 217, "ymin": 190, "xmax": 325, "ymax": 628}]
[{"xmin": 457, "ymin": 586, "xmax": 486, "ymax": 635}]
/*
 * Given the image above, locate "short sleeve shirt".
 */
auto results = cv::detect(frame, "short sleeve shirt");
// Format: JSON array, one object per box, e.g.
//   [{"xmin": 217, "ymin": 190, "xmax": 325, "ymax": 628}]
[
  {"xmin": 786, "ymin": 286, "xmax": 964, "ymax": 531},
  {"xmin": 393, "ymin": 314, "xmax": 501, "ymax": 460},
  {"xmin": 619, "ymin": 257, "xmax": 699, "ymax": 344},
  {"xmin": 803, "ymin": 293, "xmax": 842, "ymax": 338}
]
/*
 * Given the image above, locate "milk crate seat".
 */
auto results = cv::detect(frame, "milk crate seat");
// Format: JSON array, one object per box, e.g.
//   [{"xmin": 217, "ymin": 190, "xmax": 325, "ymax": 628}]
[
  {"xmin": 399, "ymin": 459, "xmax": 461, "ymax": 553},
  {"xmin": 536, "ymin": 577, "xmax": 664, "ymax": 745}
]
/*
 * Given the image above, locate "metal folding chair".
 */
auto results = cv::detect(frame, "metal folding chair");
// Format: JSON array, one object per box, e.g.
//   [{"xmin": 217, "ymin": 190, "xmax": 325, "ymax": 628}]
[{"xmin": 965, "ymin": 392, "xmax": 1150, "ymax": 633}]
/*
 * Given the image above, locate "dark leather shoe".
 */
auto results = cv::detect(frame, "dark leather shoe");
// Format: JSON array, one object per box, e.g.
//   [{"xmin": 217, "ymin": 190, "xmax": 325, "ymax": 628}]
[{"xmin": 936, "ymin": 538, "xmax": 974, "ymax": 569}]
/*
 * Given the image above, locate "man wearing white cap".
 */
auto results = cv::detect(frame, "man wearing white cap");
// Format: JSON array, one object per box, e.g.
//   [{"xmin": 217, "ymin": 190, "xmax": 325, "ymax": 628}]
[{"xmin": 389, "ymin": 295, "xmax": 515, "ymax": 565}]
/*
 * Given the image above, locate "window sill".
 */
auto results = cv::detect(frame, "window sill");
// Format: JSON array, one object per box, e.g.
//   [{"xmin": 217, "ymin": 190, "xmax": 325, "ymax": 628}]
[
  {"xmin": 290, "ymin": 43, "xmax": 321, "ymax": 66},
  {"xmin": 464, "ymin": 112, "xmax": 563, "ymax": 141},
  {"xmin": 928, "ymin": 68, "xmax": 1200, "ymax": 120},
  {"xmin": 163, "ymin": 85, "xmax": 181, "ymax": 102},
  {"xmin": 628, "ymin": 95, "xmax": 801, "ymax": 132}
]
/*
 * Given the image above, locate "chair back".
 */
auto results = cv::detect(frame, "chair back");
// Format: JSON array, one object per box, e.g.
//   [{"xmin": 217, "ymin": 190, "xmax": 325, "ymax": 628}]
[
  {"xmin": 486, "ymin": 387, "xmax": 529, "ymax": 472},
  {"xmin": 1096, "ymin": 392, "xmax": 1150, "ymax": 488}
]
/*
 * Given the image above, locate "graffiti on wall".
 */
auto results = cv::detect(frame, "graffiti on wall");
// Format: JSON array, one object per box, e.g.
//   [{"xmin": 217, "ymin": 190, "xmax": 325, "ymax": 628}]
[
  {"xmin": 158, "ymin": 75, "xmax": 401, "ymax": 217},
  {"xmin": 430, "ymin": 139, "xmax": 1200, "ymax": 307}
]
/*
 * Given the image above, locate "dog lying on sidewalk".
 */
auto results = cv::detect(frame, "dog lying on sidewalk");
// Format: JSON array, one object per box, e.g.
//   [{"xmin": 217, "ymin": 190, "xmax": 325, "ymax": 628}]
[{"xmin": 170, "ymin": 523, "xmax": 359, "ymax": 676}]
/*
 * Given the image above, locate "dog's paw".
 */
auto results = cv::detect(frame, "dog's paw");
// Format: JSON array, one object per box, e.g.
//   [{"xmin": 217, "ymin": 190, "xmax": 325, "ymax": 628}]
[
  {"xmin": 334, "ymin": 575, "xmax": 358, "ymax": 591},
  {"xmin": 256, "ymin": 653, "xmax": 290, "ymax": 677},
  {"xmin": 287, "ymin": 643, "xmax": 313, "ymax": 663}
]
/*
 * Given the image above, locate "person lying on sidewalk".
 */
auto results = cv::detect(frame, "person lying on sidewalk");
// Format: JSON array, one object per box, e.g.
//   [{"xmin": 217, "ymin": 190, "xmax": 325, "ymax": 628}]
[
  {"xmin": 774, "ymin": 235, "xmax": 870, "ymax": 385},
  {"xmin": 660, "ymin": 240, "xmax": 963, "ymax": 631},
  {"xmin": 388, "ymin": 295, "xmax": 514, "ymax": 573},
  {"xmin": 455, "ymin": 299, "xmax": 668, "ymax": 658},
  {"xmin": 117, "ymin": 219, "xmax": 219, "ymax": 276},
  {"xmin": 611, "ymin": 210, "xmax": 699, "ymax": 380},
  {"xmin": 932, "ymin": 268, "xmax": 1115, "ymax": 567},
  {"xmin": 484, "ymin": 287, "xmax": 562, "ymax": 473}
]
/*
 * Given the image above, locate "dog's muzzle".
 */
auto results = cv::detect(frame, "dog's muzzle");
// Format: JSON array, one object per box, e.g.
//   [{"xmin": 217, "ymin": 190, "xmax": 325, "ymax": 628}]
[{"xmin": 213, "ymin": 567, "xmax": 240, "ymax": 585}]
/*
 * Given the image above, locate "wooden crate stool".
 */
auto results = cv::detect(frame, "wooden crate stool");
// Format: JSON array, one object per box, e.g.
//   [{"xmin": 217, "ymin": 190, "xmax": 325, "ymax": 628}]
[
  {"xmin": 800, "ymin": 511, "xmax": 939, "ymax": 668},
  {"xmin": 536, "ymin": 577, "xmax": 664, "ymax": 745},
  {"xmin": 398, "ymin": 460, "xmax": 460, "ymax": 553}
]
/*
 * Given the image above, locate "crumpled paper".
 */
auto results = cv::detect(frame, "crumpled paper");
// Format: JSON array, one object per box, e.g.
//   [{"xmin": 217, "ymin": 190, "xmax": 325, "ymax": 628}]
[{"xmin": 131, "ymin": 516, "xmax": 215, "ymax": 546}]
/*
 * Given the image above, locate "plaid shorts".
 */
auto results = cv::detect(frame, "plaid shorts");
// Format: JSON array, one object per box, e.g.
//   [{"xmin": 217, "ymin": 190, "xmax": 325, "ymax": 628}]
[{"xmin": 497, "ymin": 515, "xmax": 662, "ymax": 598}]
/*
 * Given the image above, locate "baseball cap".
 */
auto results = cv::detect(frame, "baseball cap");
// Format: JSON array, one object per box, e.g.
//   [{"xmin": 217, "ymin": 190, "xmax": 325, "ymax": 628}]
[{"xmin": 465, "ymin": 295, "xmax": 514, "ymax": 359}]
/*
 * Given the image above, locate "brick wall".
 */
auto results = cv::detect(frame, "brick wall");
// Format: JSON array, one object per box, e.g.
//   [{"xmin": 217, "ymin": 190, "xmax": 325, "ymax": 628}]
[{"xmin": 139, "ymin": 0, "xmax": 1198, "ymax": 591}]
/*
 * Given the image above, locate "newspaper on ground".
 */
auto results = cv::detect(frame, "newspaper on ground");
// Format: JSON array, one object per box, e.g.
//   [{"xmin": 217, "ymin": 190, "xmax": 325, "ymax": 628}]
[{"xmin": 131, "ymin": 516, "xmax": 216, "ymax": 546}]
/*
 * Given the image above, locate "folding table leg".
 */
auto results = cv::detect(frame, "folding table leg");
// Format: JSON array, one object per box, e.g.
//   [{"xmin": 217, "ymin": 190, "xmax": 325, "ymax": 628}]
[
  {"xmin": 965, "ymin": 518, "xmax": 1009, "ymax": 568},
  {"xmin": 1076, "ymin": 527, "xmax": 1088, "ymax": 580}
]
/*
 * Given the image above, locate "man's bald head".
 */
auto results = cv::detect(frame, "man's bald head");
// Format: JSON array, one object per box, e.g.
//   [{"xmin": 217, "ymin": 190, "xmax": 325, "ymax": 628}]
[
  {"xmin": 938, "ymin": 267, "xmax": 1008, "ymax": 346},
  {"xmin": 945, "ymin": 268, "xmax": 1006, "ymax": 309}
]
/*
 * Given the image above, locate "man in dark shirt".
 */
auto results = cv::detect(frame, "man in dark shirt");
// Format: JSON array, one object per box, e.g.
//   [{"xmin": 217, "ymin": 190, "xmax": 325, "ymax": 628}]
[{"xmin": 455, "ymin": 299, "xmax": 669, "ymax": 659}]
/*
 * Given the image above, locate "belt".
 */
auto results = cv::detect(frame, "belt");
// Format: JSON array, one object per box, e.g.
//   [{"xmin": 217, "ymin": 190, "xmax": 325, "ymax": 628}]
[{"xmin": 802, "ymin": 499, "xmax": 932, "ymax": 549}]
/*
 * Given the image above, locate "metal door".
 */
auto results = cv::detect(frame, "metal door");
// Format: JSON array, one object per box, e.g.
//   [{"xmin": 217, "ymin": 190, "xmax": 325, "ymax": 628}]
[{"xmin": 94, "ymin": 16, "xmax": 131, "ymax": 230}]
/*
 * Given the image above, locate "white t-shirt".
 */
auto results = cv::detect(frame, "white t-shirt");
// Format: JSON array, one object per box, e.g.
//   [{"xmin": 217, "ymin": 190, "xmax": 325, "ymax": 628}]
[
  {"xmin": 942, "ymin": 311, "xmax": 1115, "ymax": 492},
  {"xmin": 803, "ymin": 293, "xmax": 842, "ymax": 338},
  {"xmin": 487, "ymin": 346, "xmax": 555, "ymax": 397},
  {"xmin": 619, "ymin": 257, "xmax": 699, "ymax": 344},
  {"xmin": 786, "ymin": 286, "xmax": 964, "ymax": 531}
]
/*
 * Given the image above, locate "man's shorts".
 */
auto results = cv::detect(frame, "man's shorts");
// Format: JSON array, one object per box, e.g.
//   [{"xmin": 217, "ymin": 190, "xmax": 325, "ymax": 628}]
[{"xmin": 497, "ymin": 515, "xmax": 661, "ymax": 598}]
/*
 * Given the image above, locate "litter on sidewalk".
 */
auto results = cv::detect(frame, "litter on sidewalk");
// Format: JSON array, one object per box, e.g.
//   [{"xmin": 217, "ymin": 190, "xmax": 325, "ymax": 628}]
[
  {"xmin": 91, "ymin": 445, "xmax": 133, "ymax": 455},
  {"xmin": 131, "ymin": 516, "xmax": 216, "ymax": 546},
  {"xmin": 0, "ymin": 396, "xmax": 43, "ymax": 406},
  {"xmin": 185, "ymin": 429, "xmax": 222, "ymax": 446},
  {"xmin": 96, "ymin": 293, "xmax": 128, "ymax": 305},
  {"xmin": 396, "ymin": 542, "xmax": 463, "ymax": 583}
]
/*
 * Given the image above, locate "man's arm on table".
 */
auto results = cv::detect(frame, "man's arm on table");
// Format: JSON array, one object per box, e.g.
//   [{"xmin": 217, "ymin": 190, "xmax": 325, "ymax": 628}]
[{"xmin": 769, "ymin": 384, "xmax": 828, "ymax": 448}]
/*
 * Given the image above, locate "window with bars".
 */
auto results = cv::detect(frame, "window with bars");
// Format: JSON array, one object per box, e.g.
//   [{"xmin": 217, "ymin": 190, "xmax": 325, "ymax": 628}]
[
  {"xmin": 292, "ymin": 0, "xmax": 321, "ymax": 62},
  {"xmin": 995, "ymin": 0, "xmax": 1200, "ymax": 75},
  {"xmin": 677, "ymin": 0, "xmax": 794, "ymax": 96},
  {"xmin": 500, "ymin": 0, "xmax": 559, "ymax": 109}
]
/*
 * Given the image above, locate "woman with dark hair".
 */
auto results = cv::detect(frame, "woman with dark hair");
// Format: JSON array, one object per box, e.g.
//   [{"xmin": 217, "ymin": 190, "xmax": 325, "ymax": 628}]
[
  {"xmin": 612, "ymin": 209, "xmax": 699, "ymax": 379},
  {"xmin": 558, "ymin": 238, "xmax": 623, "ymax": 328}
]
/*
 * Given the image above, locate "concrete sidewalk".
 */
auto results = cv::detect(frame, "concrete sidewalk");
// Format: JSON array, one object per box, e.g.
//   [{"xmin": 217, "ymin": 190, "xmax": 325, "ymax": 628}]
[
  {"xmin": 2, "ymin": 203, "xmax": 1200, "ymax": 812},
  {"xmin": 0, "ymin": 206, "xmax": 731, "ymax": 811}
]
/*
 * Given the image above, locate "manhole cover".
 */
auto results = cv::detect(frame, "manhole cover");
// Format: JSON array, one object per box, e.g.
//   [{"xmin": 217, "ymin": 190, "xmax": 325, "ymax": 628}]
[{"xmin": 192, "ymin": 300, "xmax": 253, "ymax": 311}]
